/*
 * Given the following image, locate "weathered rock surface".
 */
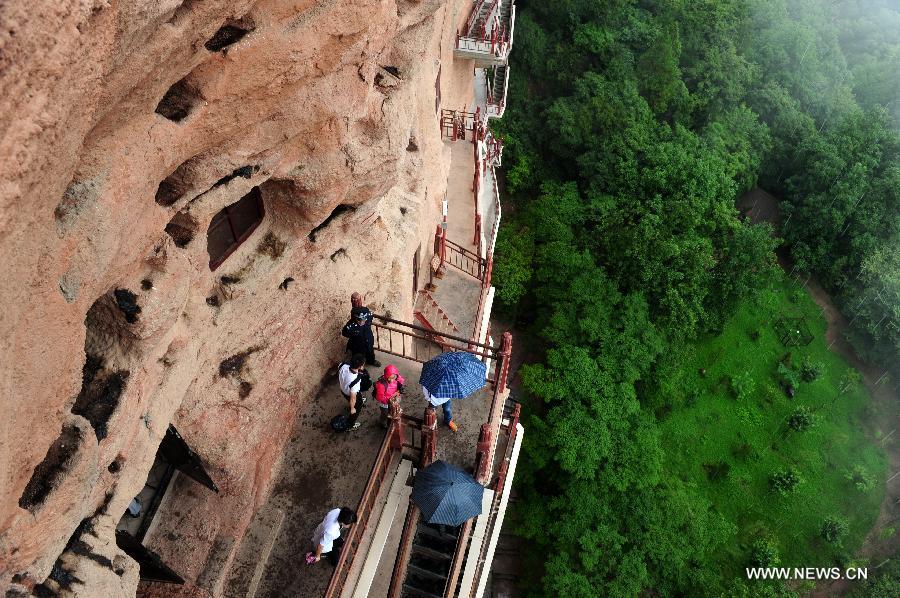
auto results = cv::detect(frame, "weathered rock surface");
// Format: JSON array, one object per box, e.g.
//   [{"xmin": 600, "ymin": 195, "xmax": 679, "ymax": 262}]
[{"xmin": 0, "ymin": 0, "xmax": 474, "ymax": 594}]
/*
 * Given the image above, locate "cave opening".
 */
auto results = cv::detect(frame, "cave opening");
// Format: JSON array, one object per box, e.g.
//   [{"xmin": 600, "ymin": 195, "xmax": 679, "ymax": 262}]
[
  {"xmin": 18, "ymin": 424, "xmax": 83, "ymax": 511},
  {"xmin": 308, "ymin": 204, "xmax": 356, "ymax": 242},
  {"xmin": 71, "ymin": 293, "xmax": 133, "ymax": 441},
  {"xmin": 155, "ymin": 160, "xmax": 194, "ymax": 207},
  {"xmin": 204, "ymin": 20, "xmax": 254, "ymax": 52},
  {"xmin": 114, "ymin": 425, "xmax": 218, "ymax": 584},
  {"xmin": 155, "ymin": 77, "xmax": 200, "ymax": 122},
  {"xmin": 165, "ymin": 211, "xmax": 197, "ymax": 248},
  {"xmin": 71, "ymin": 353, "xmax": 130, "ymax": 442}
]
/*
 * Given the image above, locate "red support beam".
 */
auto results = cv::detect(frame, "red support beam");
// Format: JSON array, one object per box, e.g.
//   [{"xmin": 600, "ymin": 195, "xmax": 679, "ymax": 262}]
[
  {"xmin": 497, "ymin": 331, "xmax": 513, "ymax": 392},
  {"xmin": 474, "ymin": 424, "xmax": 493, "ymax": 484}
]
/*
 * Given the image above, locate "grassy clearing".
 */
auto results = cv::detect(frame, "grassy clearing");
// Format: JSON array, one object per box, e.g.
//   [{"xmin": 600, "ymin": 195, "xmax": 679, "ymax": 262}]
[{"xmin": 657, "ymin": 274, "xmax": 885, "ymax": 576}]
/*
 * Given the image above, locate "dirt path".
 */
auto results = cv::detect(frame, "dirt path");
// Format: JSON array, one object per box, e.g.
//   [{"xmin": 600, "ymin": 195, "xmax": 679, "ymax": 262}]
[
  {"xmin": 805, "ymin": 277, "xmax": 900, "ymax": 595},
  {"xmin": 741, "ymin": 188, "xmax": 900, "ymax": 592}
]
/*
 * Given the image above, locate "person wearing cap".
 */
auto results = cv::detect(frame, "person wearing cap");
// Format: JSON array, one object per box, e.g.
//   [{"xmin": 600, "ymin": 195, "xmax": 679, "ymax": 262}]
[
  {"xmin": 342, "ymin": 305, "xmax": 380, "ymax": 367},
  {"xmin": 373, "ymin": 364, "xmax": 405, "ymax": 428}
]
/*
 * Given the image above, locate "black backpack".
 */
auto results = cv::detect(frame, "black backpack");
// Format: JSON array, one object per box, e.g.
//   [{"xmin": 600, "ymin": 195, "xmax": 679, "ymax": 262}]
[{"xmin": 331, "ymin": 414, "xmax": 351, "ymax": 432}]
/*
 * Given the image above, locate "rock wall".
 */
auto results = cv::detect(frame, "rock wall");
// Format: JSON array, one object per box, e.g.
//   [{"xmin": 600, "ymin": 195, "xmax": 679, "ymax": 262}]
[{"xmin": 0, "ymin": 0, "xmax": 474, "ymax": 594}]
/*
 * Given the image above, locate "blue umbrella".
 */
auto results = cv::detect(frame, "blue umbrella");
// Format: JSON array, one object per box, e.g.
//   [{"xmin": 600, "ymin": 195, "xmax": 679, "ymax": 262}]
[
  {"xmin": 411, "ymin": 460, "xmax": 484, "ymax": 526},
  {"xmin": 419, "ymin": 352, "xmax": 487, "ymax": 400}
]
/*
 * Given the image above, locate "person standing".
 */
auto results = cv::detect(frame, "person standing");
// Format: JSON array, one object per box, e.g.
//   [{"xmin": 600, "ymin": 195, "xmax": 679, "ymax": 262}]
[
  {"xmin": 424, "ymin": 385, "xmax": 457, "ymax": 433},
  {"xmin": 308, "ymin": 506, "xmax": 358, "ymax": 566},
  {"xmin": 342, "ymin": 306, "xmax": 381, "ymax": 367},
  {"xmin": 338, "ymin": 354, "xmax": 369, "ymax": 432},
  {"xmin": 374, "ymin": 364, "xmax": 405, "ymax": 428}
]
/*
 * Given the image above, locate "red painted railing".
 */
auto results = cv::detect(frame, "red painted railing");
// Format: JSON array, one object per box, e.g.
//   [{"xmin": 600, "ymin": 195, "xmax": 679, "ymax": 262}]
[
  {"xmin": 464, "ymin": 403, "xmax": 521, "ymax": 597},
  {"xmin": 445, "ymin": 237, "xmax": 486, "ymax": 281}
]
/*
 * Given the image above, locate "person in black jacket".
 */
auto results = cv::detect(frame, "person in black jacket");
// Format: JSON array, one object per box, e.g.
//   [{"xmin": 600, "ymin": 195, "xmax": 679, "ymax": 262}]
[{"xmin": 342, "ymin": 306, "xmax": 380, "ymax": 366}]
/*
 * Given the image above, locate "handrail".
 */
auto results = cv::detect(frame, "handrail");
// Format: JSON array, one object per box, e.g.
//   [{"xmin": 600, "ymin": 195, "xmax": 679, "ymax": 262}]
[
  {"xmin": 444, "ymin": 519, "xmax": 474, "ymax": 597},
  {"xmin": 374, "ymin": 314, "xmax": 496, "ymax": 353},
  {"xmin": 465, "ymin": 403, "xmax": 520, "ymax": 597},
  {"xmin": 445, "ymin": 237, "xmax": 481, "ymax": 262},
  {"xmin": 445, "ymin": 237, "xmax": 486, "ymax": 281}
]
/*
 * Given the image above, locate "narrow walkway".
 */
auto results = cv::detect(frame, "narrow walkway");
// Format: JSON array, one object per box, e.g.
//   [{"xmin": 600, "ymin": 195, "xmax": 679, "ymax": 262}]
[{"xmin": 227, "ymin": 359, "xmax": 389, "ymax": 598}]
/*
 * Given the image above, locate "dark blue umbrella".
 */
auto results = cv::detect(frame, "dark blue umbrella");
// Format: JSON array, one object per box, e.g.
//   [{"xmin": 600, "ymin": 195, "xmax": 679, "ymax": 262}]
[
  {"xmin": 411, "ymin": 460, "xmax": 484, "ymax": 526},
  {"xmin": 419, "ymin": 352, "xmax": 487, "ymax": 400}
]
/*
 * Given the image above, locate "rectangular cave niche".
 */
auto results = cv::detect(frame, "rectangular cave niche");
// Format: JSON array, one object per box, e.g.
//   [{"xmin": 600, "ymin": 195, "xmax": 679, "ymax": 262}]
[
  {"xmin": 155, "ymin": 76, "xmax": 200, "ymax": 123},
  {"xmin": 115, "ymin": 425, "xmax": 218, "ymax": 583},
  {"xmin": 207, "ymin": 186, "xmax": 265, "ymax": 270}
]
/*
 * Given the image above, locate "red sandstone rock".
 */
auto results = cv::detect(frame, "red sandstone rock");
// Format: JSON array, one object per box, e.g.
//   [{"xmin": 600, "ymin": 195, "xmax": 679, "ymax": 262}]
[{"xmin": 0, "ymin": 0, "xmax": 474, "ymax": 594}]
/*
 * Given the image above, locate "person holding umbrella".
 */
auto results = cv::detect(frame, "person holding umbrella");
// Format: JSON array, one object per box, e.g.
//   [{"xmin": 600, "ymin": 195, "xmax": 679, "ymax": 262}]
[
  {"xmin": 419, "ymin": 351, "xmax": 488, "ymax": 434},
  {"xmin": 411, "ymin": 460, "xmax": 484, "ymax": 526}
]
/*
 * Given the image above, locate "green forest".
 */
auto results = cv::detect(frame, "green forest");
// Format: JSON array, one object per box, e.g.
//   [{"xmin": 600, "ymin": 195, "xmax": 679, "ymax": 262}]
[{"xmin": 493, "ymin": 0, "xmax": 900, "ymax": 595}]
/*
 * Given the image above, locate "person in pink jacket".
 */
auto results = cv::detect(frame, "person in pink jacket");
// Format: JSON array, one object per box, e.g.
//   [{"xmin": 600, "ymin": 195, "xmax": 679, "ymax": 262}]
[{"xmin": 373, "ymin": 364, "xmax": 405, "ymax": 428}]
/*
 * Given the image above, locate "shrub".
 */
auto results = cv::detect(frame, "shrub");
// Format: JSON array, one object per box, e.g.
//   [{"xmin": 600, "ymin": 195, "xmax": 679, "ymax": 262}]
[
  {"xmin": 750, "ymin": 538, "xmax": 780, "ymax": 567},
  {"xmin": 732, "ymin": 442, "xmax": 759, "ymax": 462},
  {"xmin": 821, "ymin": 516, "xmax": 848, "ymax": 545},
  {"xmin": 731, "ymin": 371, "xmax": 756, "ymax": 401},
  {"xmin": 878, "ymin": 527, "xmax": 896, "ymax": 540},
  {"xmin": 840, "ymin": 369, "xmax": 863, "ymax": 392},
  {"xmin": 800, "ymin": 355, "xmax": 824, "ymax": 382},
  {"xmin": 703, "ymin": 461, "xmax": 731, "ymax": 481},
  {"xmin": 770, "ymin": 467, "xmax": 802, "ymax": 495},
  {"xmin": 778, "ymin": 362, "xmax": 800, "ymax": 390},
  {"xmin": 788, "ymin": 406, "xmax": 814, "ymax": 431},
  {"xmin": 846, "ymin": 465, "xmax": 876, "ymax": 493}
]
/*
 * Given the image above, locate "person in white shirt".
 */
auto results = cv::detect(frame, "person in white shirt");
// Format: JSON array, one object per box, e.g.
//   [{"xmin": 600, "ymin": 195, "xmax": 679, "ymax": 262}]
[
  {"xmin": 424, "ymin": 385, "xmax": 457, "ymax": 433},
  {"xmin": 338, "ymin": 354, "xmax": 369, "ymax": 431},
  {"xmin": 310, "ymin": 506, "xmax": 357, "ymax": 565}
]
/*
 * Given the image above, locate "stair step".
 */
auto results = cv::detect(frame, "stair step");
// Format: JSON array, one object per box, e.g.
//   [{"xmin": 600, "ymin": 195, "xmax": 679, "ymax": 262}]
[
  {"xmin": 407, "ymin": 562, "xmax": 449, "ymax": 582},
  {"xmin": 415, "ymin": 532, "xmax": 458, "ymax": 555},
  {"xmin": 420, "ymin": 522, "xmax": 461, "ymax": 539},
  {"xmin": 411, "ymin": 543, "xmax": 454, "ymax": 562},
  {"xmin": 402, "ymin": 583, "xmax": 444, "ymax": 598},
  {"xmin": 405, "ymin": 571, "xmax": 447, "ymax": 596}
]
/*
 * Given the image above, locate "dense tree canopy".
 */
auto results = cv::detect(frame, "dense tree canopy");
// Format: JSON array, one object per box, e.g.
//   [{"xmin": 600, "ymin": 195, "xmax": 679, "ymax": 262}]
[{"xmin": 494, "ymin": 0, "xmax": 898, "ymax": 594}]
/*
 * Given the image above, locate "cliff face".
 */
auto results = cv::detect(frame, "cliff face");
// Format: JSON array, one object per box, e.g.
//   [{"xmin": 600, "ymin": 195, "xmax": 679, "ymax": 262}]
[{"xmin": 0, "ymin": 0, "xmax": 473, "ymax": 594}]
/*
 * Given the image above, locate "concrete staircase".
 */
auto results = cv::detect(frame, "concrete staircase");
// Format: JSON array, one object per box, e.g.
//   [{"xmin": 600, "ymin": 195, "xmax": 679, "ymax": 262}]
[
  {"xmin": 414, "ymin": 291, "xmax": 461, "ymax": 349},
  {"xmin": 491, "ymin": 65, "xmax": 507, "ymax": 107},
  {"xmin": 469, "ymin": 0, "xmax": 499, "ymax": 38},
  {"xmin": 401, "ymin": 522, "xmax": 462, "ymax": 598}
]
